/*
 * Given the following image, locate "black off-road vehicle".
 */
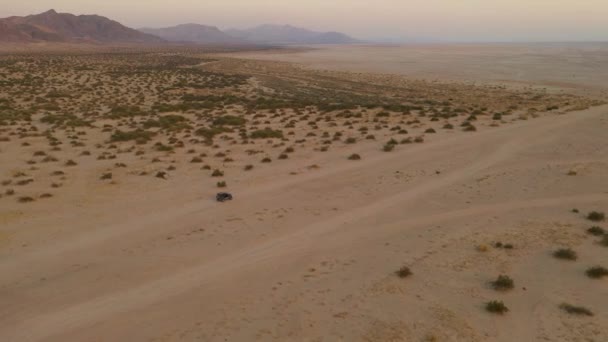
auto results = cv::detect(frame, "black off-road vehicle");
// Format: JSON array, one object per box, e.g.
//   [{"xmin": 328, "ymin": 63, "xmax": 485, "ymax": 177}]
[{"xmin": 216, "ymin": 192, "xmax": 233, "ymax": 202}]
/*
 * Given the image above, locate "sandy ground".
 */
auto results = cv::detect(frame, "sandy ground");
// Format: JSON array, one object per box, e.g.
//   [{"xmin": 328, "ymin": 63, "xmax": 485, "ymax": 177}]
[{"xmin": 1, "ymin": 46, "xmax": 607, "ymax": 341}]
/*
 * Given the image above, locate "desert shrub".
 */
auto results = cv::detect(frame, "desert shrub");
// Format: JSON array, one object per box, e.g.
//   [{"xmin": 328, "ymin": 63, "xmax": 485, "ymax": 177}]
[
  {"xmin": 213, "ymin": 115, "xmax": 246, "ymax": 126},
  {"xmin": 143, "ymin": 115, "xmax": 191, "ymax": 131},
  {"xmin": 100, "ymin": 172, "xmax": 112, "ymax": 180},
  {"xmin": 383, "ymin": 143, "xmax": 395, "ymax": 152},
  {"xmin": 15, "ymin": 179, "xmax": 33, "ymax": 186},
  {"xmin": 39, "ymin": 193, "xmax": 53, "ymax": 198},
  {"xmin": 345, "ymin": 137, "xmax": 357, "ymax": 144},
  {"xmin": 485, "ymin": 301, "xmax": 508, "ymax": 314},
  {"xmin": 425, "ymin": 128, "xmax": 436, "ymax": 133},
  {"xmin": 106, "ymin": 105, "xmax": 147, "ymax": 119},
  {"xmin": 41, "ymin": 113, "xmax": 90, "ymax": 127},
  {"xmin": 195, "ymin": 126, "xmax": 231, "ymax": 142},
  {"xmin": 494, "ymin": 242, "xmax": 514, "ymax": 249},
  {"xmin": 395, "ymin": 266, "xmax": 412, "ymax": 278},
  {"xmin": 443, "ymin": 123, "xmax": 454, "ymax": 129},
  {"xmin": 211, "ymin": 169, "xmax": 224, "ymax": 177},
  {"xmin": 553, "ymin": 248, "xmax": 577, "ymax": 260},
  {"xmin": 155, "ymin": 143, "xmax": 173, "ymax": 152},
  {"xmin": 250, "ymin": 128, "xmax": 283, "ymax": 139},
  {"xmin": 261, "ymin": 157, "xmax": 272, "ymax": 163},
  {"xmin": 490, "ymin": 275, "xmax": 514, "ymax": 291},
  {"xmin": 65, "ymin": 160, "xmax": 77, "ymax": 166},
  {"xmin": 587, "ymin": 226, "xmax": 605, "ymax": 236},
  {"xmin": 348, "ymin": 153, "xmax": 361, "ymax": 160},
  {"xmin": 476, "ymin": 244, "xmax": 489, "ymax": 252},
  {"xmin": 601, "ymin": 235, "xmax": 608, "ymax": 247},
  {"xmin": 110, "ymin": 129, "xmax": 155, "ymax": 143},
  {"xmin": 244, "ymin": 164, "xmax": 254, "ymax": 171},
  {"xmin": 18, "ymin": 196, "xmax": 35, "ymax": 203},
  {"xmin": 190, "ymin": 157, "xmax": 203, "ymax": 163},
  {"xmin": 587, "ymin": 211, "xmax": 605, "ymax": 222},
  {"xmin": 217, "ymin": 181, "xmax": 227, "ymax": 188},
  {"xmin": 464, "ymin": 125, "xmax": 477, "ymax": 132},
  {"xmin": 586, "ymin": 266, "xmax": 608, "ymax": 278},
  {"xmin": 383, "ymin": 138, "xmax": 398, "ymax": 152},
  {"xmin": 278, "ymin": 153, "xmax": 288, "ymax": 160},
  {"xmin": 560, "ymin": 303, "xmax": 593, "ymax": 316}
]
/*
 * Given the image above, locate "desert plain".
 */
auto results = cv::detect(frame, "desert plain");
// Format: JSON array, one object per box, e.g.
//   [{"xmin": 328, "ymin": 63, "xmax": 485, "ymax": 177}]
[{"xmin": 0, "ymin": 43, "xmax": 607, "ymax": 341}]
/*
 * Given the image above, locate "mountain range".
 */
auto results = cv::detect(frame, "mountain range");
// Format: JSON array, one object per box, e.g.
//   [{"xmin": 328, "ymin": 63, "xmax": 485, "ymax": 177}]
[
  {"xmin": 0, "ymin": 9, "xmax": 162, "ymax": 43},
  {"xmin": 224, "ymin": 24, "xmax": 359, "ymax": 45},
  {"xmin": 0, "ymin": 10, "xmax": 360, "ymax": 45},
  {"xmin": 139, "ymin": 24, "xmax": 246, "ymax": 45}
]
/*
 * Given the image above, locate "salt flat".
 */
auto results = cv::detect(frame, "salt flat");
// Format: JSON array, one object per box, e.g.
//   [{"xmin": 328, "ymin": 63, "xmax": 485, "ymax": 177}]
[{"xmin": 231, "ymin": 43, "xmax": 608, "ymax": 97}]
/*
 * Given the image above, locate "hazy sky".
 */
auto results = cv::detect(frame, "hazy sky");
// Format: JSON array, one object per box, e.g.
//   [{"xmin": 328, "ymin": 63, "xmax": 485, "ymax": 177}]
[{"xmin": 2, "ymin": 0, "xmax": 607, "ymax": 42}]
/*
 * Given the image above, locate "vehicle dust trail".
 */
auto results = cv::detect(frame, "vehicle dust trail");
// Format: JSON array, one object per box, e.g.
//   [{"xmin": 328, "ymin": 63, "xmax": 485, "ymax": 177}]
[{"xmin": 5, "ymin": 105, "xmax": 606, "ymax": 342}]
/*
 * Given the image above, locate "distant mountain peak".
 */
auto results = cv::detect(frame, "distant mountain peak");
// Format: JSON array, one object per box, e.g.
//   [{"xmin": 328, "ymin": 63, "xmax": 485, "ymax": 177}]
[
  {"xmin": 225, "ymin": 24, "xmax": 359, "ymax": 45},
  {"xmin": 0, "ymin": 10, "xmax": 164, "ymax": 43},
  {"xmin": 139, "ymin": 24, "xmax": 247, "ymax": 45}
]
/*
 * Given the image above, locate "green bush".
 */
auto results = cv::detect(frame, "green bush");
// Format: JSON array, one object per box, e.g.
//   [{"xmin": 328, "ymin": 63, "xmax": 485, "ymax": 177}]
[
  {"xmin": 250, "ymin": 128, "xmax": 283, "ymax": 139},
  {"xmin": 490, "ymin": 275, "xmax": 514, "ymax": 291},
  {"xmin": 587, "ymin": 211, "xmax": 605, "ymax": 222},
  {"xmin": 195, "ymin": 126, "xmax": 231, "ymax": 141},
  {"xmin": 143, "ymin": 115, "xmax": 191, "ymax": 131},
  {"xmin": 18, "ymin": 196, "xmax": 35, "ymax": 203},
  {"xmin": 553, "ymin": 248, "xmax": 577, "ymax": 260},
  {"xmin": 587, "ymin": 226, "xmax": 605, "ymax": 236},
  {"xmin": 395, "ymin": 266, "xmax": 412, "ymax": 278},
  {"xmin": 110, "ymin": 129, "xmax": 155, "ymax": 143},
  {"xmin": 485, "ymin": 300, "xmax": 508, "ymax": 314},
  {"xmin": 213, "ymin": 115, "xmax": 246, "ymax": 126},
  {"xmin": 586, "ymin": 266, "xmax": 608, "ymax": 279},
  {"xmin": 383, "ymin": 143, "xmax": 395, "ymax": 152}
]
